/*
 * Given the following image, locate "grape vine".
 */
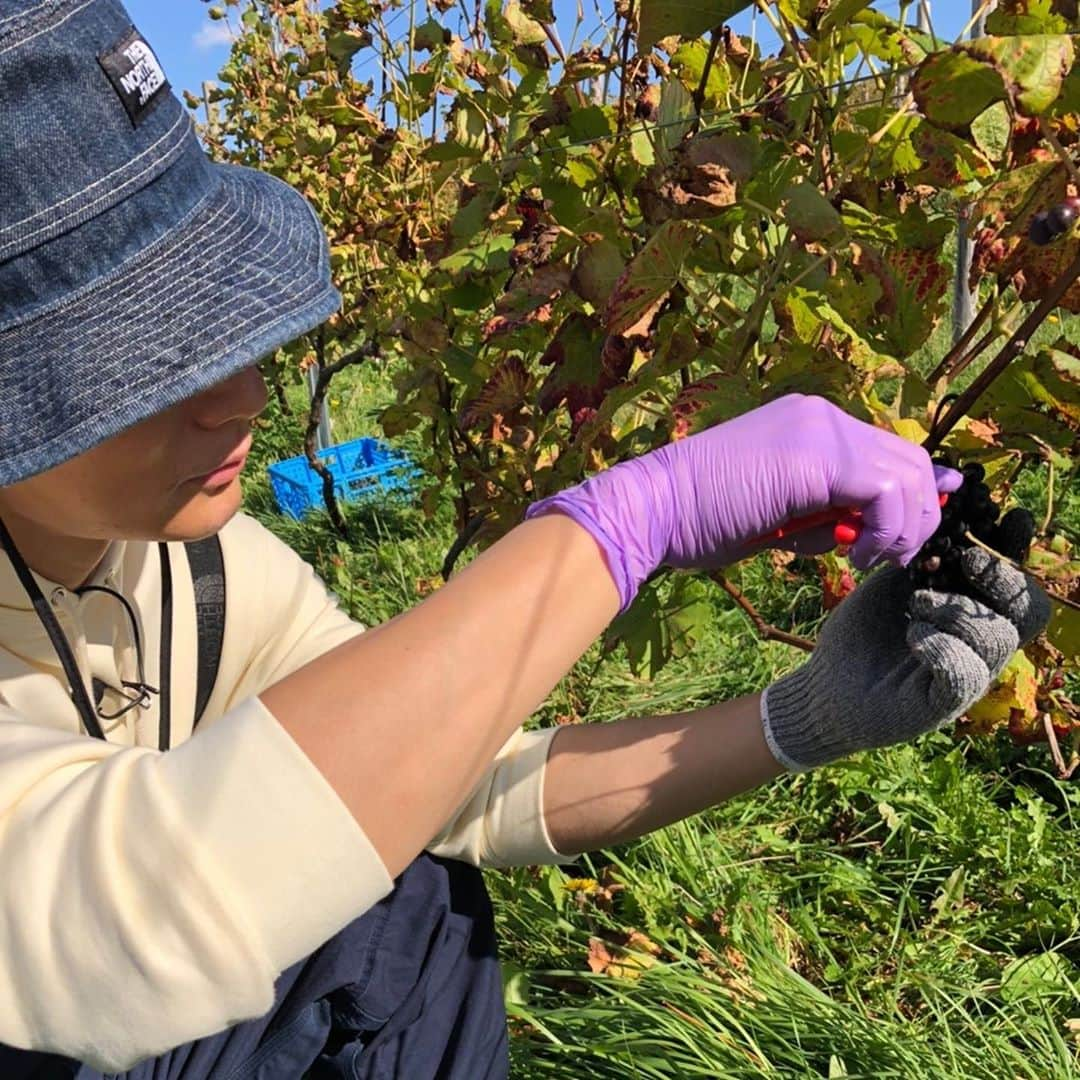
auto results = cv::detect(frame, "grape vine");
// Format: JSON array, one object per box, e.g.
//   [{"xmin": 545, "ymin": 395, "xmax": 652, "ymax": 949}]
[{"xmin": 193, "ymin": 0, "xmax": 1080, "ymax": 762}]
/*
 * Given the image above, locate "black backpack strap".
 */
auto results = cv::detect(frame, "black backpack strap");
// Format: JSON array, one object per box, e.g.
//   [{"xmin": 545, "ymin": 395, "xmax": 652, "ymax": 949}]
[{"xmin": 184, "ymin": 535, "xmax": 225, "ymax": 731}]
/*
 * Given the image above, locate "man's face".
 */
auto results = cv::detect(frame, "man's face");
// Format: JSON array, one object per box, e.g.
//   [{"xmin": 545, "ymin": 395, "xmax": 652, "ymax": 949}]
[{"xmin": 0, "ymin": 366, "xmax": 269, "ymax": 543}]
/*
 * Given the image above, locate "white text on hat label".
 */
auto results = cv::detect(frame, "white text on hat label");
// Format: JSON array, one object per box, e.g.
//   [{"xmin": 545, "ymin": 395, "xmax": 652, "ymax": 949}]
[
  {"xmin": 98, "ymin": 28, "xmax": 171, "ymax": 127},
  {"xmin": 120, "ymin": 41, "xmax": 165, "ymax": 107}
]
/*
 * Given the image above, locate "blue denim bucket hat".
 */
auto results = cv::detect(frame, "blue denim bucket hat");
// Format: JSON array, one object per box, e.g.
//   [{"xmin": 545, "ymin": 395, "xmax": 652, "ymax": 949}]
[{"xmin": 0, "ymin": 0, "xmax": 341, "ymax": 487}]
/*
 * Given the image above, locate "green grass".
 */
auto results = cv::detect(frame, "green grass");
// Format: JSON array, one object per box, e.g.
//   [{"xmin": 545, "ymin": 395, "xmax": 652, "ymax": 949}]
[
  {"xmin": 492, "ymin": 731, "xmax": 1080, "ymax": 1077},
  {"xmin": 243, "ymin": 357, "xmax": 1080, "ymax": 1078},
  {"xmin": 484, "ymin": 557, "xmax": 1080, "ymax": 1077}
]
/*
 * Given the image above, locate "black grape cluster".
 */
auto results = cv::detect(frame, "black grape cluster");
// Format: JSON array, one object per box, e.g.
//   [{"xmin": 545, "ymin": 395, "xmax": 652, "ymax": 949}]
[
  {"xmin": 1029, "ymin": 197, "xmax": 1080, "ymax": 246},
  {"xmin": 908, "ymin": 460, "xmax": 1036, "ymax": 594}
]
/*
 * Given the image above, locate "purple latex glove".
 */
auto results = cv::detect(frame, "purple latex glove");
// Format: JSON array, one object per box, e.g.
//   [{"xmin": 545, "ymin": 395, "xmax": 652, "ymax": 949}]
[{"xmin": 525, "ymin": 394, "xmax": 963, "ymax": 612}]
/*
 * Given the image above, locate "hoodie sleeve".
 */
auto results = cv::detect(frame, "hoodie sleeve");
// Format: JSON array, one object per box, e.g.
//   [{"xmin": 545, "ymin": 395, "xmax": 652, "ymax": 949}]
[{"xmin": 0, "ymin": 697, "xmax": 390, "ymax": 1071}]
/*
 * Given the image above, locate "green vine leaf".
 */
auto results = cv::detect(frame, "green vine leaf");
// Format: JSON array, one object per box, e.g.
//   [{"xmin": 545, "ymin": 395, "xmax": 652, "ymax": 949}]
[
  {"xmin": 1049, "ymin": 603, "xmax": 1080, "ymax": 656},
  {"xmin": 782, "ymin": 181, "xmax": 844, "ymax": 243},
  {"xmin": 488, "ymin": 0, "xmax": 548, "ymax": 45},
  {"xmin": 913, "ymin": 35, "xmax": 1073, "ymax": 132},
  {"xmin": 412, "ymin": 18, "xmax": 450, "ymax": 52},
  {"xmin": 969, "ymin": 101, "xmax": 1012, "ymax": 162},
  {"xmin": 986, "ymin": 0, "xmax": 1079, "ymax": 35},
  {"xmin": 606, "ymin": 576, "xmax": 713, "ymax": 679},
  {"xmin": 637, "ymin": 0, "xmax": 754, "ymax": 50},
  {"xmin": 670, "ymin": 40, "xmax": 730, "ymax": 102},
  {"xmin": 912, "ymin": 50, "xmax": 1009, "ymax": 133},
  {"xmin": 845, "ymin": 9, "xmax": 930, "ymax": 66},
  {"xmin": 571, "ymin": 236, "xmax": 627, "ymax": 308},
  {"xmin": 815, "ymin": 0, "xmax": 874, "ymax": 35},
  {"xmin": 966, "ymin": 34, "xmax": 1075, "ymax": 115}
]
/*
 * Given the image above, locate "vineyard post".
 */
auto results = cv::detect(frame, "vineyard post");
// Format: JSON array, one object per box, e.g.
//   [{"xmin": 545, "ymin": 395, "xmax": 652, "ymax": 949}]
[
  {"xmin": 952, "ymin": 0, "xmax": 994, "ymax": 344},
  {"xmin": 306, "ymin": 363, "xmax": 332, "ymax": 452},
  {"xmin": 916, "ymin": 1, "xmax": 932, "ymax": 35},
  {"xmin": 896, "ymin": 3, "xmax": 932, "ymax": 94}
]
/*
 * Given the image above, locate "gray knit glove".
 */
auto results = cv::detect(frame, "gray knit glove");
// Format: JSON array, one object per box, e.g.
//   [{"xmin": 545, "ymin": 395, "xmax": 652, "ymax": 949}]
[{"xmin": 761, "ymin": 548, "xmax": 1052, "ymax": 772}]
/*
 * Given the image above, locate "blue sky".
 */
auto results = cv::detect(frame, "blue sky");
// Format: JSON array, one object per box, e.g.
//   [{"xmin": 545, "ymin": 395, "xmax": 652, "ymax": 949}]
[{"xmin": 125, "ymin": 1, "xmax": 972, "ymax": 104}]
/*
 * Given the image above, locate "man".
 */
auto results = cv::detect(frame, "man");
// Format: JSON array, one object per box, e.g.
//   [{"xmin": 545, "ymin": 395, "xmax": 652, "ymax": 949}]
[{"xmin": 0, "ymin": 1, "xmax": 1048, "ymax": 1076}]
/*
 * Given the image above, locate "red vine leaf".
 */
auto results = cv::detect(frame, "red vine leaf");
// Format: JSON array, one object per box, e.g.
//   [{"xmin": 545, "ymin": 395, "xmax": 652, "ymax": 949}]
[
  {"xmin": 817, "ymin": 553, "xmax": 856, "ymax": 610},
  {"xmin": 536, "ymin": 315, "xmax": 633, "ymax": 433},
  {"xmin": 459, "ymin": 356, "xmax": 532, "ymax": 430},
  {"xmin": 605, "ymin": 221, "xmax": 696, "ymax": 337},
  {"xmin": 888, "ymin": 246, "xmax": 949, "ymax": 305},
  {"xmin": 671, "ymin": 372, "xmax": 759, "ymax": 438}
]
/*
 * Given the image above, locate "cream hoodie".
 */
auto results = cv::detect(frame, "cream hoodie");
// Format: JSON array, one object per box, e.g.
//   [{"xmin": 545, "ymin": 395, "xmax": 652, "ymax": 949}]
[{"xmin": 0, "ymin": 511, "xmax": 563, "ymax": 1070}]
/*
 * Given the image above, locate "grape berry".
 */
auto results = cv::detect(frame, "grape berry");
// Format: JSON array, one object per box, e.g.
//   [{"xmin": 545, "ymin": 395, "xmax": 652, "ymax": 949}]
[
  {"xmin": 1028, "ymin": 196, "xmax": 1080, "ymax": 246},
  {"xmin": 908, "ymin": 460, "xmax": 1036, "ymax": 594}
]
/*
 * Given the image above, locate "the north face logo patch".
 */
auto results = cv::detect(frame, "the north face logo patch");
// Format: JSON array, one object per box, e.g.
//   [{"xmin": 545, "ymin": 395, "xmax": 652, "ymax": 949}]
[{"xmin": 98, "ymin": 27, "xmax": 170, "ymax": 125}]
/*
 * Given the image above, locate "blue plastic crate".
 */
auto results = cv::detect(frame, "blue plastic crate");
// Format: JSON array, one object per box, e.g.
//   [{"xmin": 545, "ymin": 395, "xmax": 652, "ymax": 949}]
[{"xmin": 267, "ymin": 437, "xmax": 420, "ymax": 520}]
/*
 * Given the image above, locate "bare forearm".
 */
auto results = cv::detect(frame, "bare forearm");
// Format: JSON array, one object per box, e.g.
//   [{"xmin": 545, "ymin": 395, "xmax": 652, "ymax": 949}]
[
  {"xmin": 542, "ymin": 694, "xmax": 783, "ymax": 854},
  {"xmin": 261, "ymin": 515, "xmax": 620, "ymax": 880}
]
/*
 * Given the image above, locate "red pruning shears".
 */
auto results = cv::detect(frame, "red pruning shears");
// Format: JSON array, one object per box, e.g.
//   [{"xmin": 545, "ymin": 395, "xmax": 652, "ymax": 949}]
[{"xmin": 754, "ymin": 493, "xmax": 949, "ymax": 548}]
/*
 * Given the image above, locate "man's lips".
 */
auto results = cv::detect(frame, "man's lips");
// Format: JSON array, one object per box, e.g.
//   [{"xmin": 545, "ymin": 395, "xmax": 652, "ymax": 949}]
[{"xmin": 190, "ymin": 436, "xmax": 252, "ymax": 486}]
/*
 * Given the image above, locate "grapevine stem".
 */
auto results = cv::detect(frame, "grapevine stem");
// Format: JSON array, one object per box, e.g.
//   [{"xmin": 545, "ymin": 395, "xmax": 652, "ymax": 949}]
[
  {"xmin": 943, "ymin": 324, "xmax": 999, "ymax": 385},
  {"xmin": 1041, "ymin": 464, "xmax": 1058, "ymax": 540},
  {"xmin": 924, "ymin": 249, "xmax": 1080, "ymax": 451},
  {"xmin": 1066, "ymin": 734, "xmax": 1080, "ymax": 780},
  {"xmin": 542, "ymin": 22, "xmax": 567, "ymax": 64},
  {"xmin": 733, "ymin": 233, "xmax": 794, "ymax": 373},
  {"xmin": 1039, "ymin": 117, "xmax": 1080, "ymax": 189},
  {"xmin": 925, "ymin": 291, "xmax": 996, "ymax": 384},
  {"xmin": 441, "ymin": 511, "xmax": 490, "ymax": 582},
  {"xmin": 711, "ymin": 573, "xmax": 816, "ymax": 652},
  {"xmin": 1044, "ymin": 714, "xmax": 1068, "ymax": 777},
  {"xmin": 1030, "ymin": 436, "xmax": 1057, "ymax": 537},
  {"xmin": 302, "ymin": 331, "xmax": 385, "ymax": 539},
  {"xmin": 616, "ymin": 3, "xmax": 633, "ymax": 135},
  {"xmin": 691, "ymin": 27, "xmax": 723, "ymax": 133},
  {"xmin": 962, "ymin": 531, "xmax": 1080, "ymax": 613}
]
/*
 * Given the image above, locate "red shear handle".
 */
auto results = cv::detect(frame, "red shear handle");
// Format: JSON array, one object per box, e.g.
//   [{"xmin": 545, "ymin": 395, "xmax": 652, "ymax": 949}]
[
  {"xmin": 829, "ymin": 492, "xmax": 949, "ymax": 546},
  {"xmin": 833, "ymin": 515, "xmax": 862, "ymax": 546},
  {"xmin": 753, "ymin": 494, "xmax": 948, "ymax": 548}
]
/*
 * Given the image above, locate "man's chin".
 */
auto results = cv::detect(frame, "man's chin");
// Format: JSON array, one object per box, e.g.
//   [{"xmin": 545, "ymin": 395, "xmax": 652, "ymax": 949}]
[{"xmin": 159, "ymin": 483, "xmax": 243, "ymax": 542}]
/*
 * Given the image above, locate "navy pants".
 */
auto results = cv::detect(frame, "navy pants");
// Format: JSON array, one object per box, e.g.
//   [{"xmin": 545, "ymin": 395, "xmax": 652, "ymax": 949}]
[{"xmin": 0, "ymin": 854, "xmax": 508, "ymax": 1079}]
